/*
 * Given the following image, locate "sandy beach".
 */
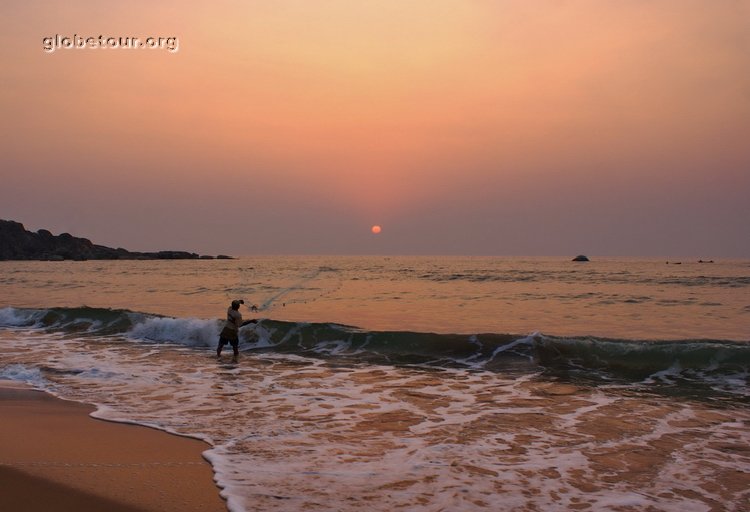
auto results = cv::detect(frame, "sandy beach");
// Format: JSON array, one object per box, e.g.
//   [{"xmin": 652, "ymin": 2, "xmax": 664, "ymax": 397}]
[{"xmin": 0, "ymin": 382, "xmax": 225, "ymax": 512}]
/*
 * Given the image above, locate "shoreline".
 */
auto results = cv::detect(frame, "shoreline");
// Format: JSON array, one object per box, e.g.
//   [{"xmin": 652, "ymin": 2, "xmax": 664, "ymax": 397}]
[{"xmin": 0, "ymin": 381, "xmax": 226, "ymax": 512}]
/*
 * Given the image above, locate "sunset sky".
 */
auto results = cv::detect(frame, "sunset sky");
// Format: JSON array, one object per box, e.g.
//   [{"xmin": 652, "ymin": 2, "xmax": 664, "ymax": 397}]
[{"xmin": 2, "ymin": 1, "xmax": 749, "ymax": 256}]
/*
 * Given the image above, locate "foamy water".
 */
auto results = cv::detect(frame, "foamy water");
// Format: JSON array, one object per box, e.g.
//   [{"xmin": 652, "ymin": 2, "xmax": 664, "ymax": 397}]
[{"xmin": 1, "ymin": 257, "xmax": 749, "ymax": 511}]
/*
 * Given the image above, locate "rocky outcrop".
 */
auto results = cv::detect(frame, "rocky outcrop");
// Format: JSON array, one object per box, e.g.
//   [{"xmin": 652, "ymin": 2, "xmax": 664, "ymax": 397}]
[
  {"xmin": 0, "ymin": 220, "xmax": 201, "ymax": 261},
  {"xmin": 572, "ymin": 254, "xmax": 590, "ymax": 262}
]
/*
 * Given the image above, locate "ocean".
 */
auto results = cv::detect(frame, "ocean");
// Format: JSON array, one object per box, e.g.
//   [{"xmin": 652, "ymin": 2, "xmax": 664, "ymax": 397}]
[{"xmin": 1, "ymin": 256, "xmax": 749, "ymax": 511}]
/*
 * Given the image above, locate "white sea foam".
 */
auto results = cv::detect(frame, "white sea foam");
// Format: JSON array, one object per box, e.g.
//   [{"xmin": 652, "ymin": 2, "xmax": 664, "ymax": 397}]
[
  {"xmin": 0, "ymin": 306, "xmax": 39, "ymax": 327},
  {"xmin": 0, "ymin": 363, "xmax": 48, "ymax": 388},
  {"xmin": 489, "ymin": 332, "xmax": 535, "ymax": 358},
  {"xmin": 127, "ymin": 316, "xmax": 221, "ymax": 346},
  {"xmin": 2, "ymin": 330, "xmax": 750, "ymax": 511}
]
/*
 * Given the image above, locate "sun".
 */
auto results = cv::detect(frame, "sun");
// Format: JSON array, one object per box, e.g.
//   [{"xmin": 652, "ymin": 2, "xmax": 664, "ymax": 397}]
[{"xmin": 371, "ymin": 225, "xmax": 382, "ymax": 234}]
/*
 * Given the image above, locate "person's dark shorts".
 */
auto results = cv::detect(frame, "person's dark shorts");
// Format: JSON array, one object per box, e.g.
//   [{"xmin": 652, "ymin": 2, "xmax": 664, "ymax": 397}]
[
  {"xmin": 218, "ymin": 327, "xmax": 239, "ymax": 348},
  {"xmin": 218, "ymin": 336, "xmax": 238, "ymax": 348}
]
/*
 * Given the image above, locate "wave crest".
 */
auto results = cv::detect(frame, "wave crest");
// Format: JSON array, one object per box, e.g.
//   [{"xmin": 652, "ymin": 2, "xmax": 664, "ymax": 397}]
[{"xmin": 2, "ymin": 307, "xmax": 748, "ymax": 395}]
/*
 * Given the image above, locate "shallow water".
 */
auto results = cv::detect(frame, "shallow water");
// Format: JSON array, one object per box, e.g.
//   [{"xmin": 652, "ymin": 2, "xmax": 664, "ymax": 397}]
[{"xmin": 1, "ymin": 257, "xmax": 749, "ymax": 511}]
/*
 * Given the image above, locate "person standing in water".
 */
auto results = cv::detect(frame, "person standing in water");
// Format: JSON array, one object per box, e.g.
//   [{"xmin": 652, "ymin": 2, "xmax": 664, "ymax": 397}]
[{"xmin": 217, "ymin": 299, "xmax": 257, "ymax": 359}]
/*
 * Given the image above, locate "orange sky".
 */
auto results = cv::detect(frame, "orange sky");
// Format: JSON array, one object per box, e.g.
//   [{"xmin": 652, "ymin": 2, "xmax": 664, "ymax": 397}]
[{"xmin": 1, "ymin": 1, "xmax": 749, "ymax": 255}]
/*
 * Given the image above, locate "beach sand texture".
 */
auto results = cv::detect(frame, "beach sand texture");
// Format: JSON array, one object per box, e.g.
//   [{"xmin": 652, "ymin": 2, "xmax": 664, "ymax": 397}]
[{"xmin": 0, "ymin": 382, "xmax": 225, "ymax": 512}]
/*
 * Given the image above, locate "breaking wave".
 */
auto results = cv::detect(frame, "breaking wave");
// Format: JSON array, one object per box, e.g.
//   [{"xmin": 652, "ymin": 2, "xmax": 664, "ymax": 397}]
[{"xmin": 2, "ymin": 306, "xmax": 748, "ymax": 397}]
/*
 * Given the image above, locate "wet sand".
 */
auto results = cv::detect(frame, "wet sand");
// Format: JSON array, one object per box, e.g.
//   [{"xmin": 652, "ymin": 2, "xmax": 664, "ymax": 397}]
[{"xmin": 0, "ymin": 382, "xmax": 226, "ymax": 512}]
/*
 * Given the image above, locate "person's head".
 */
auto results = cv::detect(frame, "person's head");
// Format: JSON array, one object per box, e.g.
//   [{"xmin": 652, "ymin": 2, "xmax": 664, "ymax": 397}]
[{"xmin": 231, "ymin": 299, "xmax": 244, "ymax": 310}]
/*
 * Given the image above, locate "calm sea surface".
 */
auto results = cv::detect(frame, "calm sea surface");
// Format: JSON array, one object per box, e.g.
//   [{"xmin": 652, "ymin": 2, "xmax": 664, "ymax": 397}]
[{"xmin": 1, "ymin": 257, "xmax": 749, "ymax": 511}]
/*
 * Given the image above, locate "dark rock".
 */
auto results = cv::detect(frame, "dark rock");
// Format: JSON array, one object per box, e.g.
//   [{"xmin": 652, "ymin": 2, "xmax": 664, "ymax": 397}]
[
  {"xmin": 138, "ymin": 251, "xmax": 199, "ymax": 260},
  {"xmin": 0, "ymin": 219, "xmax": 205, "ymax": 261},
  {"xmin": 572, "ymin": 255, "xmax": 590, "ymax": 262},
  {"xmin": 216, "ymin": 254, "xmax": 234, "ymax": 260},
  {"xmin": 199, "ymin": 255, "xmax": 215, "ymax": 260}
]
